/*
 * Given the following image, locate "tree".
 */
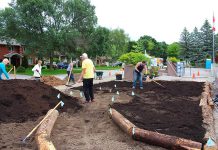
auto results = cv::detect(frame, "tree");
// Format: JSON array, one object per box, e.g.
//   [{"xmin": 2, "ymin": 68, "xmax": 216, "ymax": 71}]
[
  {"xmin": 200, "ymin": 19, "xmax": 213, "ymax": 55},
  {"xmin": 0, "ymin": 0, "xmax": 97, "ymax": 68},
  {"xmin": 167, "ymin": 42, "xmax": 181, "ymax": 58},
  {"xmin": 88, "ymin": 26, "xmax": 110, "ymax": 58},
  {"xmin": 119, "ymin": 52, "xmax": 150, "ymax": 65},
  {"xmin": 108, "ymin": 29, "xmax": 129, "ymax": 60},
  {"xmin": 157, "ymin": 42, "xmax": 168, "ymax": 62},
  {"xmin": 136, "ymin": 35, "xmax": 157, "ymax": 55},
  {"xmin": 179, "ymin": 27, "xmax": 191, "ymax": 60},
  {"xmin": 190, "ymin": 27, "xmax": 202, "ymax": 53},
  {"xmin": 189, "ymin": 27, "xmax": 207, "ymax": 64}
]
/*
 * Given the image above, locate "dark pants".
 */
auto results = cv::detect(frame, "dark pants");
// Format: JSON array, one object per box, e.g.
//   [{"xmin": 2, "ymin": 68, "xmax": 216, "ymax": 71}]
[
  {"xmin": 67, "ymin": 71, "xmax": 75, "ymax": 82},
  {"xmin": 83, "ymin": 78, "xmax": 94, "ymax": 101}
]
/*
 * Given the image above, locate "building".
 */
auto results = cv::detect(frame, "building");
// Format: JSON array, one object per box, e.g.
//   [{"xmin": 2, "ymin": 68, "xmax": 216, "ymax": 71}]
[{"xmin": 0, "ymin": 39, "xmax": 24, "ymax": 66}]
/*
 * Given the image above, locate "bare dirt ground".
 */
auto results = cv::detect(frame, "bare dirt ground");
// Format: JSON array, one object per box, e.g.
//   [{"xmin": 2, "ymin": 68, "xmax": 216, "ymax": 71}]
[
  {"xmin": 0, "ymin": 80, "xmax": 165, "ymax": 150},
  {"xmin": 51, "ymin": 89, "xmax": 165, "ymax": 150}
]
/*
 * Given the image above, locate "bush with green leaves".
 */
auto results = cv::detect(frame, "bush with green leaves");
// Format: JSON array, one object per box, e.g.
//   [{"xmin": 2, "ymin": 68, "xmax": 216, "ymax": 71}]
[
  {"xmin": 168, "ymin": 57, "xmax": 180, "ymax": 63},
  {"xmin": 16, "ymin": 66, "xmax": 26, "ymax": 73},
  {"xmin": 6, "ymin": 64, "xmax": 13, "ymax": 72},
  {"xmin": 53, "ymin": 58, "xmax": 60, "ymax": 63},
  {"xmin": 119, "ymin": 52, "xmax": 150, "ymax": 65}
]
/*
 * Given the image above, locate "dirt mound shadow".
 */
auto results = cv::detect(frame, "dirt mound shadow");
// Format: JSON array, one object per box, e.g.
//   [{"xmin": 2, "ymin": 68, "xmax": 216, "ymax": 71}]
[{"xmin": 0, "ymin": 80, "xmax": 82, "ymax": 123}]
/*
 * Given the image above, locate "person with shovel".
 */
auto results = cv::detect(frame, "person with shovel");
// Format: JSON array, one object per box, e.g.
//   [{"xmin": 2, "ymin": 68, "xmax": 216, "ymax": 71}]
[
  {"xmin": 32, "ymin": 60, "xmax": 42, "ymax": 81},
  {"xmin": 77, "ymin": 53, "xmax": 95, "ymax": 103},
  {"xmin": 66, "ymin": 61, "xmax": 75, "ymax": 84},
  {"xmin": 0, "ymin": 58, "xmax": 10, "ymax": 80},
  {"xmin": 132, "ymin": 61, "xmax": 147, "ymax": 89}
]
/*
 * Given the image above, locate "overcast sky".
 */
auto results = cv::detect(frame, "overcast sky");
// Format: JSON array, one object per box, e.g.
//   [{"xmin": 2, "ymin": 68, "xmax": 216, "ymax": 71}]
[{"xmin": 1, "ymin": 0, "xmax": 217, "ymax": 44}]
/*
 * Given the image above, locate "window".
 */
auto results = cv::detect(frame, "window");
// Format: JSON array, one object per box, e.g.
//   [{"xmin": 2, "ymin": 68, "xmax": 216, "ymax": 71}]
[{"xmin": 9, "ymin": 46, "xmax": 14, "ymax": 51}]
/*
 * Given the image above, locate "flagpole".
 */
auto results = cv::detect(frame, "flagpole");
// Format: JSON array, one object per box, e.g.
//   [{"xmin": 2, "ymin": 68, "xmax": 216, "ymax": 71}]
[
  {"xmin": 213, "ymin": 12, "xmax": 215, "ymax": 64},
  {"xmin": 212, "ymin": 12, "xmax": 216, "ymax": 78}
]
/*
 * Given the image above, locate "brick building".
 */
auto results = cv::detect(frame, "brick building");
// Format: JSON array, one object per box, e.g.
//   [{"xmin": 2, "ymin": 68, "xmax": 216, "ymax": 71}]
[{"xmin": 0, "ymin": 40, "xmax": 24, "ymax": 66}]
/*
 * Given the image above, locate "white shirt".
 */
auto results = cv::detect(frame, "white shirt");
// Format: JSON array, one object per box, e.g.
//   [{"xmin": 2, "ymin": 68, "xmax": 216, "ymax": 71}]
[{"xmin": 32, "ymin": 64, "xmax": 42, "ymax": 77}]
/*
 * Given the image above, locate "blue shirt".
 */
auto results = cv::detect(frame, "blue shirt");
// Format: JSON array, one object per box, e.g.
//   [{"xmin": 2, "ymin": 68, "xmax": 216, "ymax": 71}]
[{"xmin": 0, "ymin": 63, "xmax": 9, "ymax": 80}]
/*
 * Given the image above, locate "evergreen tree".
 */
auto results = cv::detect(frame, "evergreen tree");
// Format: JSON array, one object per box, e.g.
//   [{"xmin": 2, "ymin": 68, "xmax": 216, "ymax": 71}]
[
  {"xmin": 189, "ymin": 27, "xmax": 207, "ymax": 65},
  {"xmin": 200, "ymin": 19, "xmax": 213, "ymax": 56},
  {"xmin": 179, "ymin": 27, "xmax": 191, "ymax": 60}
]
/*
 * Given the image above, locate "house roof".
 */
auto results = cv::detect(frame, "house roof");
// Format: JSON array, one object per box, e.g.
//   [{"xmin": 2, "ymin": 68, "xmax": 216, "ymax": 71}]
[
  {"xmin": 4, "ymin": 52, "xmax": 23, "ymax": 58},
  {"xmin": 0, "ymin": 39, "xmax": 22, "ymax": 46}
]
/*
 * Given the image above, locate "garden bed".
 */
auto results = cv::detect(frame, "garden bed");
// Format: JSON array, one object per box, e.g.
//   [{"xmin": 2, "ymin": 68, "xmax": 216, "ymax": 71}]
[{"xmin": 93, "ymin": 81, "xmax": 215, "ymax": 148}]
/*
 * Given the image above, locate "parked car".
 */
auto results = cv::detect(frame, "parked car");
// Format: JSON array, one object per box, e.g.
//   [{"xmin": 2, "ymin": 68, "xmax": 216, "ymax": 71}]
[
  {"xmin": 44, "ymin": 62, "xmax": 57, "ymax": 69},
  {"xmin": 57, "ymin": 62, "xmax": 68, "ymax": 69},
  {"xmin": 112, "ymin": 61, "xmax": 122, "ymax": 67}
]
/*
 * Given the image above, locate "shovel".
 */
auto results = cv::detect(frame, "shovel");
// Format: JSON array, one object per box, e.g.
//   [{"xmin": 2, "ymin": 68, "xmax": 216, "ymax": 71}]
[
  {"xmin": 8, "ymin": 67, "xmax": 13, "ymax": 74},
  {"xmin": 22, "ymin": 101, "xmax": 64, "ymax": 143},
  {"xmin": 152, "ymin": 80, "xmax": 166, "ymax": 88},
  {"xmin": 36, "ymin": 70, "xmax": 44, "ymax": 82},
  {"xmin": 146, "ymin": 76, "xmax": 165, "ymax": 88},
  {"xmin": 65, "ymin": 69, "xmax": 73, "ymax": 87}
]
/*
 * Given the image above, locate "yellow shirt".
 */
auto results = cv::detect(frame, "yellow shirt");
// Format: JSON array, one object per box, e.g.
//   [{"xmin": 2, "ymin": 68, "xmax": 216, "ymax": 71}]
[{"xmin": 82, "ymin": 59, "xmax": 94, "ymax": 79}]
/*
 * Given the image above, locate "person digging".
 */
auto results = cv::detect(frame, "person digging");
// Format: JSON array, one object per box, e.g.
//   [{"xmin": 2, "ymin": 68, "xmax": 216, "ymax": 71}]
[
  {"xmin": 77, "ymin": 53, "xmax": 96, "ymax": 104},
  {"xmin": 0, "ymin": 58, "xmax": 10, "ymax": 80},
  {"xmin": 132, "ymin": 61, "xmax": 147, "ymax": 89},
  {"xmin": 32, "ymin": 60, "xmax": 42, "ymax": 81},
  {"xmin": 66, "ymin": 61, "xmax": 75, "ymax": 84}
]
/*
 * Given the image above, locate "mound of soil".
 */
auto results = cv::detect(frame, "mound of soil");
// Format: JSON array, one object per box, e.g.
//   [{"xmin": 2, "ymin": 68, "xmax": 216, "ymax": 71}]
[
  {"xmin": 42, "ymin": 76, "xmax": 65, "ymax": 86},
  {"xmin": 0, "ymin": 80, "xmax": 82, "ymax": 123},
  {"xmin": 95, "ymin": 81, "xmax": 206, "ymax": 143}
]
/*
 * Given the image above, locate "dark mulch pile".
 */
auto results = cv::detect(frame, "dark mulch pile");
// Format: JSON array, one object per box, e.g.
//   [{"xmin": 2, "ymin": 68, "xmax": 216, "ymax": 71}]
[
  {"xmin": 0, "ymin": 80, "xmax": 82, "ymax": 123},
  {"xmin": 95, "ymin": 81, "xmax": 206, "ymax": 143}
]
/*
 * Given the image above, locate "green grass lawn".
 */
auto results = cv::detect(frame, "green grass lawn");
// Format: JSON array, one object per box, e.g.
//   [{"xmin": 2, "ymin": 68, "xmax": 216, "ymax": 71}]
[{"xmin": 16, "ymin": 66, "xmax": 121, "ymax": 76}]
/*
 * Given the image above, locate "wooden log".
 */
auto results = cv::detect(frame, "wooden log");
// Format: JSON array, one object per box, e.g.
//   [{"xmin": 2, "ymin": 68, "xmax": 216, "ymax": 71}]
[
  {"xmin": 133, "ymin": 127, "xmax": 202, "ymax": 150},
  {"xmin": 35, "ymin": 109, "xmax": 59, "ymax": 150},
  {"xmin": 200, "ymin": 92, "xmax": 208, "ymax": 106},
  {"xmin": 200, "ymin": 82, "xmax": 216, "ymax": 142},
  {"xmin": 201, "ymin": 105, "xmax": 216, "ymax": 142},
  {"xmin": 109, "ymin": 108, "xmax": 135, "ymax": 136},
  {"xmin": 207, "ymin": 96, "xmax": 214, "ymax": 107}
]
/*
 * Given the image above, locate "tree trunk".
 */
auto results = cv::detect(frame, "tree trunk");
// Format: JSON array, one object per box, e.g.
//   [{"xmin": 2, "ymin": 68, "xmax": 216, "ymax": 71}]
[
  {"xmin": 35, "ymin": 110, "xmax": 59, "ymax": 150},
  {"xmin": 109, "ymin": 108, "xmax": 135, "ymax": 136},
  {"xmin": 50, "ymin": 52, "xmax": 54, "ymax": 70},
  {"xmin": 133, "ymin": 127, "xmax": 202, "ymax": 150}
]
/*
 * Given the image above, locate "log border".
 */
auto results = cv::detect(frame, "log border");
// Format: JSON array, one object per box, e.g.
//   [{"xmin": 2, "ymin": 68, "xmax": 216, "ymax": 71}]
[{"xmin": 35, "ymin": 109, "xmax": 59, "ymax": 150}]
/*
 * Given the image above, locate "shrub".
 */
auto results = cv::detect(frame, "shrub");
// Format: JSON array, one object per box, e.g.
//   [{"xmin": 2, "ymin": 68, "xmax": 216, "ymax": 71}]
[
  {"xmin": 53, "ymin": 58, "xmax": 60, "ymax": 63},
  {"xmin": 150, "ymin": 66, "xmax": 159, "ymax": 77},
  {"xmin": 119, "ymin": 52, "xmax": 150, "ymax": 65},
  {"xmin": 16, "ymin": 66, "xmax": 26, "ymax": 73},
  {"xmin": 6, "ymin": 64, "xmax": 13, "ymax": 72},
  {"xmin": 168, "ymin": 57, "xmax": 180, "ymax": 63}
]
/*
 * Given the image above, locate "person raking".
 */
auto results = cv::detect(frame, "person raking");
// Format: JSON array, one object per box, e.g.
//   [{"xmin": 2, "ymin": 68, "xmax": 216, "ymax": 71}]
[
  {"xmin": 0, "ymin": 58, "xmax": 10, "ymax": 80},
  {"xmin": 67, "ymin": 61, "xmax": 75, "ymax": 84},
  {"xmin": 132, "ymin": 61, "xmax": 147, "ymax": 89},
  {"xmin": 32, "ymin": 60, "xmax": 42, "ymax": 81}
]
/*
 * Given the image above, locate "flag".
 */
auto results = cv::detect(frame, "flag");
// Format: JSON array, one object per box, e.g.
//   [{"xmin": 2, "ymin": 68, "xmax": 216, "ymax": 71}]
[{"xmin": 213, "ymin": 14, "xmax": 216, "ymax": 31}]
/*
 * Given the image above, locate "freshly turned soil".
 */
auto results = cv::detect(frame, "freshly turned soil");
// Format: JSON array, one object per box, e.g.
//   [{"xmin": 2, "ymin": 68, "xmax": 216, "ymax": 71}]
[
  {"xmin": 95, "ymin": 81, "xmax": 206, "ymax": 143},
  {"xmin": 0, "ymin": 80, "xmax": 82, "ymax": 123},
  {"xmin": 42, "ymin": 76, "xmax": 66, "ymax": 86}
]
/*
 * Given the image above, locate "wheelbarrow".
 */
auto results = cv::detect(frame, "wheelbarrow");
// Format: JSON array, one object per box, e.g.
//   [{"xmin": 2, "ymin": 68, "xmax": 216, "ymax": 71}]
[{"xmin": 95, "ymin": 71, "xmax": 103, "ymax": 80}]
